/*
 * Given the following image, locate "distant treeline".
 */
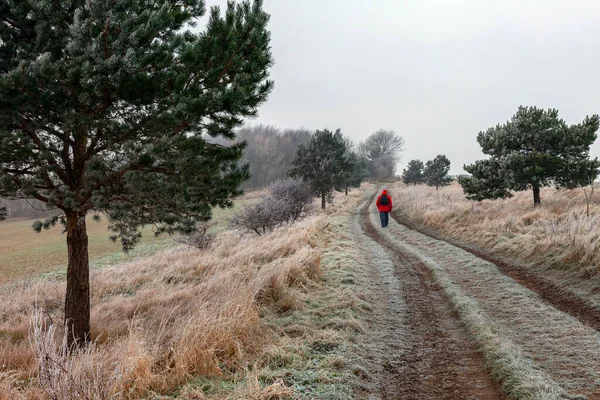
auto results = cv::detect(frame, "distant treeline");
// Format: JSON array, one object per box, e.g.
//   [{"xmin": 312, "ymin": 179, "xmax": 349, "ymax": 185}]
[
  {"xmin": 218, "ymin": 124, "xmax": 404, "ymax": 190},
  {"xmin": 210, "ymin": 125, "xmax": 312, "ymax": 190},
  {"xmin": 237, "ymin": 125, "xmax": 312, "ymax": 190},
  {"xmin": 2, "ymin": 125, "xmax": 401, "ymax": 219},
  {"xmin": 0, "ymin": 198, "xmax": 56, "ymax": 220}
]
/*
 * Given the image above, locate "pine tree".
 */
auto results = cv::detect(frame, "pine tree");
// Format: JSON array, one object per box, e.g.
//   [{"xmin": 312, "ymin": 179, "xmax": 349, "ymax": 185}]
[
  {"xmin": 460, "ymin": 106, "xmax": 600, "ymax": 206},
  {"xmin": 289, "ymin": 129, "xmax": 349, "ymax": 209},
  {"xmin": 458, "ymin": 159, "xmax": 512, "ymax": 201},
  {"xmin": 342, "ymin": 152, "xmax": 368, "ymax": 195},
  {"xmin": 0, "ymin": 0, "xmax": 273, "ymax": 346},
  {"xmin": 424, "ymin": 155, "xmax": 452, "ymax": 190},
  {"xmin": 402, "ymin": 159, "xmax": 425, "ymax": 185},
  {"xmin": 339, "ymin": 136, "xmax": 367, "ymax": 195}
]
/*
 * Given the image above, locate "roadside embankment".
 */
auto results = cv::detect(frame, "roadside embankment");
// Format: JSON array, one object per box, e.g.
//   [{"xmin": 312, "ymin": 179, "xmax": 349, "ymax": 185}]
[{"xmin": 392, "ymin": 183, "xmax": 600, "ymax": 319}]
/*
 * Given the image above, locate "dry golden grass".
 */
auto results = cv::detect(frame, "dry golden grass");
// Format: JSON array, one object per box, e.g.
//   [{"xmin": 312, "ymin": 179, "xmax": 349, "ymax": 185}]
[
  {"xmin": 0, "ymin": 188, "xmax": 368, "ymax": 399},
  {"xmin": 0, "ymin": 218, "xmax": 323, "ymax": 399},
  {"xmin": 394, "ymin": 182, "xmax": 600, "ymax": 298}
]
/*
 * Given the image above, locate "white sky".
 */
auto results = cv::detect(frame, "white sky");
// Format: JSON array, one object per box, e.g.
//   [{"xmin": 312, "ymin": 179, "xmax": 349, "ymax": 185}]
[{"xmin": 204, "ymin": 0, "xmax": 600, "ymax": 174}]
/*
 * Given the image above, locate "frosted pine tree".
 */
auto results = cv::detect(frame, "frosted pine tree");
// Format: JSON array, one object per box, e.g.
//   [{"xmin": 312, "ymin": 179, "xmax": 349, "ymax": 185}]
[{"xmin": 0, "ymin": 0, "xmax": 273, "ymax": 346}]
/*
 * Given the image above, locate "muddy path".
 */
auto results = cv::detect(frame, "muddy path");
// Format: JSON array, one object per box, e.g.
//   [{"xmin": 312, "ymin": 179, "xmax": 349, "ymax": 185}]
[
  {"xmin": 355, "ymin": 197, "xmax": 505, "ymax": 400},
  {"xmin": 379, "ymin": 204, "xmax": 600, "ymax": 399},
  {"xmin": 391, "ymin": 210, "xmax": 600, "ymax": 333}
]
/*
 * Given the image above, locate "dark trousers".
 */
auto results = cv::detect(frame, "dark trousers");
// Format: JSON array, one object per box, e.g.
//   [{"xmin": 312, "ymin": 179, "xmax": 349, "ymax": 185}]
[{"xmin": 379, "ymin": 211, "xmax": 389, "ymax": 227}]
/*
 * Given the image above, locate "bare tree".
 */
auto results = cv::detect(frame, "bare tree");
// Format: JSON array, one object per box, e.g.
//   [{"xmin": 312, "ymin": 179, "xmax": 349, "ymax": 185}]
[
  {"xmin": 343, "ymin": 135, "xmax": 356, "ymax": 152},
  {"xmin": 358, "ymin": 129, "xmax": 405, "ymax": 180}
]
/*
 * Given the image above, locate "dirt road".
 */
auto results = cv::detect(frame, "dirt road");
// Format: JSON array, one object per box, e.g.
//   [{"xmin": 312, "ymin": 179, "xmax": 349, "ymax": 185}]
[
  {"xmin": 353, "ymin": 196, "xmax": 503, "ymax": 400},
  {"xmin": 353, "ymin": 191, "xmax": 600, "ymax": 400}
]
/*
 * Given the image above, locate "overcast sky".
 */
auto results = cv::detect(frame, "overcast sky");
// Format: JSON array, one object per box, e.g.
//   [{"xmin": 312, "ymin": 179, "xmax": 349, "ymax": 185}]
[{"xmin": 204, "ymin": 0, "xmax": 600, "ymax": 174}]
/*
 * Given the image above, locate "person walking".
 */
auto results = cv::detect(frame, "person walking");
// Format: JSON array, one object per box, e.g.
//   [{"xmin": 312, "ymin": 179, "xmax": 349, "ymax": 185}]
[{"xmin": 376, "ymin": 189, "xmax": 392, "ymax": 227}]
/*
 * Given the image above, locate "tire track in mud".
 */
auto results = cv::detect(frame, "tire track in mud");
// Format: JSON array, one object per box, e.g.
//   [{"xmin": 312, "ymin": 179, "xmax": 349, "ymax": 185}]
[
  {"xmin": 357, "ymin": 197, "xmax": 504, "ymax": 400},
  {"xmin": 349, "ymin": 203, "xmax": 411, "ymax": 399},
  {"xmin": 391, "ymin": 211, "xmax": 600, "ymax": 333}
]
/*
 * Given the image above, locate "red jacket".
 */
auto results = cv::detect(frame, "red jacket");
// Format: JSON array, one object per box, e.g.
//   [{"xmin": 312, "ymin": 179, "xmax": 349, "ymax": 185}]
[{"xmin": 376, "ymin": 190, "xmax": 392, "ymax": 212}]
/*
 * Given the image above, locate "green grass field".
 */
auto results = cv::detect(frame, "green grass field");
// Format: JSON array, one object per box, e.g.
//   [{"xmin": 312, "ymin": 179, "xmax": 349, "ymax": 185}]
[{"xmin": 0, "ymin": 198, "xmax": 255, "ymax": 283}]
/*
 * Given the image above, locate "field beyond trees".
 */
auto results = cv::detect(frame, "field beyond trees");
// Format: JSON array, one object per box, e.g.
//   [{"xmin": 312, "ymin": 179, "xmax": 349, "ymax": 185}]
[
  {"xmin": 0, "ymin": 216, "xmax": 167, "ymax": 284},
  {"xmin": 0, "ymin": 199, "xmax": 257, "ymax": 284}
]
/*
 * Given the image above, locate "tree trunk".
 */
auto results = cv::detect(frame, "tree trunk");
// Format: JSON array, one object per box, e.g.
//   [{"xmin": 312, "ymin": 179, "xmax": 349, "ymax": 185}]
[
  {"xmin": 321, "ymin": 192, "xmax": 326, "ymax": 209},
  {"xmin": 533, "ymin": 186, "xmax": 541, "ymax": 206},
  {"xmin": 64, "ymin": 212, "xmax": 90, "ymax": 348},
  {"xmin": 345, "ymin": 187, "xmax": 348, "ymax": 196}
]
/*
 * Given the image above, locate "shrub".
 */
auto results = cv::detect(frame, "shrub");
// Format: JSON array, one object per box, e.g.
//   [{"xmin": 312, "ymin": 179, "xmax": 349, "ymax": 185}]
[
  {"xmin": 176, "ymin": 222, "xmax": 216, "ymax": 250},
  {"xmin": 268, "ymin": 178, "xmax": 314, "ymax": 221},
  {"xmin": 232, "ymin": 179, "xmax": 314, "ymax": 235},
  {"xmin": 231, "ymin": 198, "xmax": 290, "ymax": 235}
]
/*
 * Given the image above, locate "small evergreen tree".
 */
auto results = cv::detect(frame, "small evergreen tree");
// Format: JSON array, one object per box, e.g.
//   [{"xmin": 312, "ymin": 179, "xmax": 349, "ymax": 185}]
[
  {"xmin": 460, "ymin": 106, "xmax": 600, "ymax": 206},
  {"xmin": 341, "ymin": 152, "xmax": 367, "ymax": 195},
  {"xmin": 0, "ymin": 0, "xmax": 273, "ymax": 346},
  {"xmin": 289, "ymin": 129, "xmax": 349, "ymax": 209},
  {"xmin": 402, "ymin": 159, "xmax": 425, "ymax": 185},
  {"xmin": 458, "ymin": 159, "xmax": 512, "ymax": 201},
  {"xmin": 424, "ymin": 155, "xmax": 452, "ymax": 190}
]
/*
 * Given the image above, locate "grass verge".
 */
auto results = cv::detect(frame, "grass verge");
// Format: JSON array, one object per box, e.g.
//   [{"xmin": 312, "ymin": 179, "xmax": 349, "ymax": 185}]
[
  {"xmin": 172, "ymin": 187, "xmax": 375, "ymax": 399},
  {"xmin": 0, "ymin": 188, "xmax": 373, "ymax": 399}
]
